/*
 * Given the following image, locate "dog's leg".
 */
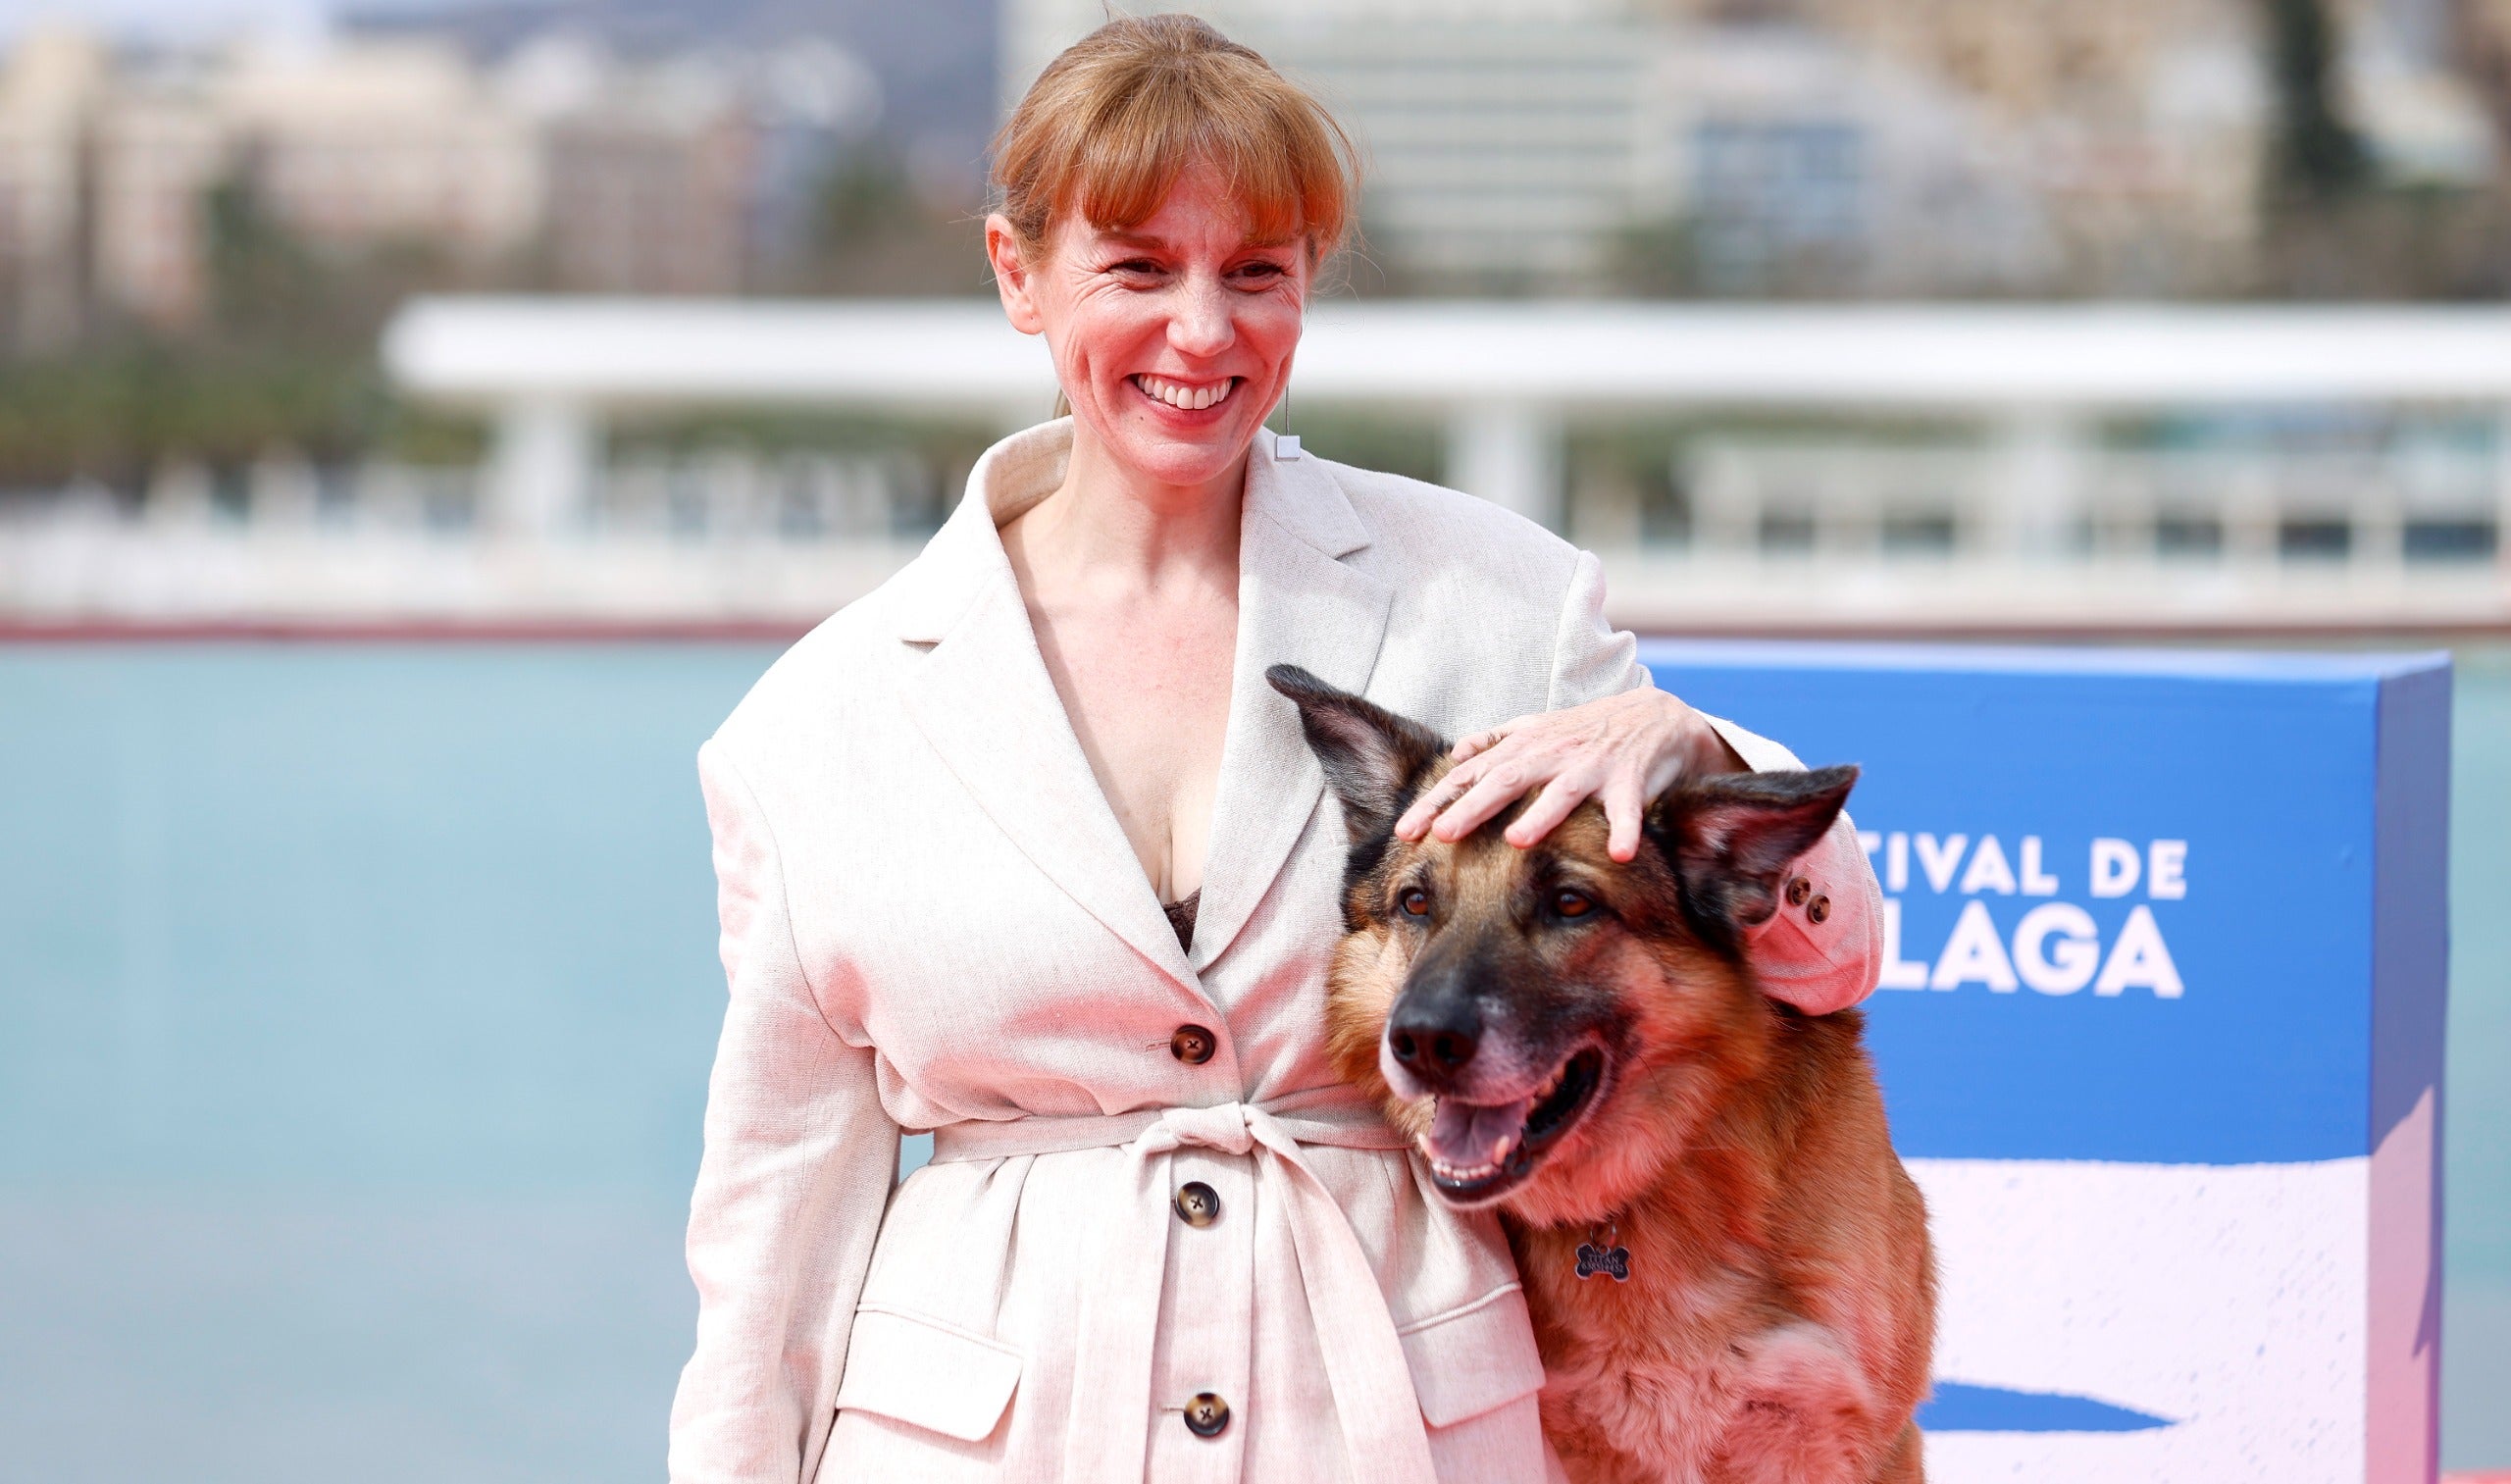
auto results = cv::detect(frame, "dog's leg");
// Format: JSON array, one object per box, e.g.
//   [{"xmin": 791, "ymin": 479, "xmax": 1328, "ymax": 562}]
[{"xmin": 1709, "ymin": 1323, "xmax": 1889, "ymax": 1484}]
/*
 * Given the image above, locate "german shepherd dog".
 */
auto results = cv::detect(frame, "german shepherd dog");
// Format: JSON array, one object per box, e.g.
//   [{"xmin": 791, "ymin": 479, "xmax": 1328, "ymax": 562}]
[{"xmin": 1268, "ymin": 666, "xmax": 1935, "ymax": 1484}]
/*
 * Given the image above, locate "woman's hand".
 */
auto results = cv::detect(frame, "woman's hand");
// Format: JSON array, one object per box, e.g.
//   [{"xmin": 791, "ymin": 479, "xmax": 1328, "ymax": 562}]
[{"xmin": 1393, "ymin": 687, "xmax": 1747, "ymax": 862}]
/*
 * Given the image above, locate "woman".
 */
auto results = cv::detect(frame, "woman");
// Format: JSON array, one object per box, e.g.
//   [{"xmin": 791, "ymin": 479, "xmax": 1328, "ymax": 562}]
[{"xmin": 668, "ymin": 16, "xmax": 1883, "ymax": 1484}]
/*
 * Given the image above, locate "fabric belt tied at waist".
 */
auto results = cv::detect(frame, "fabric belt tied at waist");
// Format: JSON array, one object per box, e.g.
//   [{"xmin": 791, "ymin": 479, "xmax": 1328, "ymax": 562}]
[{"xmin": 931, "ymin": 1100, "xmax": 1437, "ymax": 1484}]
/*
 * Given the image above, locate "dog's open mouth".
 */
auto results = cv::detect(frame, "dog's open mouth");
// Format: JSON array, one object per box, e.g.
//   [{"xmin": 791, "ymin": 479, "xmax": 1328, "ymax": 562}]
[{"xmin": 1421, "ymin": 1047, "xmax": 1607, "ymax": 1203}]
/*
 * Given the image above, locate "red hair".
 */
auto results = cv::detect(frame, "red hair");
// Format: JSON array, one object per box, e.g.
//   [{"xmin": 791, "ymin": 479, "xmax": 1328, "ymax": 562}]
[{"xmin": 991, "ymin": 14, "xmax": 1358, "ymax": 260}]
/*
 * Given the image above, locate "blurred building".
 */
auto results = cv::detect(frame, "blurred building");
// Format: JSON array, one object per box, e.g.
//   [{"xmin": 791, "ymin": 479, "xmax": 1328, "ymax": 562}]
[
  {"xmin": 218, "ymin": 39, "xmax": 542, "ymax": 264},
  {"xmin": 497, "ymin": 37, "xmax": 750, "ymax": 294},
  {"xmin": 0, "ymin": 24, "xmax": 885, "ymax": 339},
  {"xmin": 1636, "ymin": 24, "xmax": 2052, "ymax": 294},
  {"xmin": 348, "ymin": 0, "xmax": 992, "ymax": 208},
  {"xmin": 1003, "ymin": 0, "xmax": 2496, "ymax": 296},
  {"xmin": 0, "ymin": 29, "xmax": 104, "ymax": 348},
  {"xmin": 82, "ymin": 35, "xmax": 549, "ymax": 330},
  {"xmin": 1779, "ymin": 0, "xmax": 2271, "ymax": 292},
  {"xmin": 89, "ymin": 59, "xmax": 226, "ymax": 331}
]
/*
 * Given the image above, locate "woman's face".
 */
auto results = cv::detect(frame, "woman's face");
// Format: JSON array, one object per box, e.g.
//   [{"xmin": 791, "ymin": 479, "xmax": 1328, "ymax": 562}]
[{"xmin": 989, "ymin": 158, "xmax": 1311, "ymax": 493}]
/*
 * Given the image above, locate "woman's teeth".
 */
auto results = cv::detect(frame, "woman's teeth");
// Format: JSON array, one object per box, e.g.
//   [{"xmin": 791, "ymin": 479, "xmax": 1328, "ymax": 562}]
[{"xmin": 1133, "ymin": 375, "xmax": 1237, "ymax": 411}]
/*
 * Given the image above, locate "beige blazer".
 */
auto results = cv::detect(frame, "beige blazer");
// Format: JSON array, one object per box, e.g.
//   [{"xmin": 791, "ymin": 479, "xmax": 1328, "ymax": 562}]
[{"xmin": 667, "ymin": 420, "xmax": 1883, "ymax": 1484}]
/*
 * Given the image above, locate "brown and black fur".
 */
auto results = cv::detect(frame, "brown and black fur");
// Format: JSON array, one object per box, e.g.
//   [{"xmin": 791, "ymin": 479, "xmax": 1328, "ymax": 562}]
[{"xmin": 1269, "ymin": 665, "xmax": 1936, "ymax": 1484}]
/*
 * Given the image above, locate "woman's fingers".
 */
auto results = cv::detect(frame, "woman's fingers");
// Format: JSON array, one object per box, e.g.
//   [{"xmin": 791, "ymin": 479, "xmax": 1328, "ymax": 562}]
[
  {"xmin": 1396, "ymin": 692, "xmax": 1719, "ymax": 851},
  {"xmin": 1502, "ymin": 771, "xmax": 1595, "ymax": 848},
  {"xmin": 1446, "ymin": 719, "xmax": 1522, "ymax": 764},
  {"xmin": 1601, "ymin": 770, "xmax": 1651, "ymax": 862},
  {"xmin": 1394, "ymin": 757, "xmax": 1475, "ymax": 840},
  {"xmin": 1385, "ymin": 691, "xmax": 1737, "ymax": 856},
  {"xmin": 1430, "ymin": 751, "xmax": 1561, "ymax": 843}
]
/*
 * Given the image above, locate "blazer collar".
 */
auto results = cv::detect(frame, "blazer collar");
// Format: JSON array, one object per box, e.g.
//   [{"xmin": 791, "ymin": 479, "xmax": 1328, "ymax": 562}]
[
  {"xmin": 890, "ymin": 419, "xmax": 1069, "ymax": 645},
  {"xmin": 1189, "ymin": 430, "xmax": 1390, "ymax": 969},
  {"xmin": 892, "ymin": 421, "xmax": 1392, "ymax": 993},
  {"xmin": 889, "ymin": 422, "xmax": 1370, "ymax": 642}
]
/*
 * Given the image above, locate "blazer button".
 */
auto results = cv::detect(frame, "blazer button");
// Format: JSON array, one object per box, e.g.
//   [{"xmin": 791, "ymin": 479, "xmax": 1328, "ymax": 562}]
[
  {"xmin": 1183, "ymin": 1392, "xmax": 1231, "ymax": 1438},
  {"xmin": 1170, "ymin": 1024, "xmax": 1216, "ymax": 1064},
  {"xmin": 1785, "ymin": 875, "xmax": 1813, "ymax": 906},
  {"xmin": 1174, "ymin": 1181, "xmax": 1221, "ymax": 1228},
  {"xmin": 1806, "ymin": 894, "xmax": 1831, "ymax": 924}
]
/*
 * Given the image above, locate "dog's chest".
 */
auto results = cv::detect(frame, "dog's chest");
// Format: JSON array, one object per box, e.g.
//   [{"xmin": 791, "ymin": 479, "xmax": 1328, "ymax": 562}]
[{"xmin": 1527, "ymin": 1248, "xmax": 1766, "ymax": 1479}]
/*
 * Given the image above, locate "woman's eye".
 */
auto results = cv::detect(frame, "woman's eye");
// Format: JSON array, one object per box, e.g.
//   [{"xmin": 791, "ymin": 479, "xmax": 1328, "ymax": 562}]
[
  {"xmin": 1553, "ymin": 890, "xmax": 1595, "ymax": 919},
  {"xmin": 1398, "ymin": 888, "xmax": 1431, "ymax": 918}
]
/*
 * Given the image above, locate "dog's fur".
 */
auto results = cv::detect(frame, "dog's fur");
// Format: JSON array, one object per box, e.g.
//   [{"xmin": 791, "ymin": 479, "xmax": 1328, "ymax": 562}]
[{"xmin": 1269, "ymin": 665, "xmax": 1935, "ymax": 1484}]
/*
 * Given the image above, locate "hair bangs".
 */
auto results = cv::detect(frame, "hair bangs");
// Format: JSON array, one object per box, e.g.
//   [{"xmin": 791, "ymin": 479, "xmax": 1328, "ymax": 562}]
[
  {"xmin": 994, "ymin": 14, "xmax": 1357, "ymax": 260},
  {"xmin": 1070, "ymin": 88, "xmax": 1322, "ymax": 247}
]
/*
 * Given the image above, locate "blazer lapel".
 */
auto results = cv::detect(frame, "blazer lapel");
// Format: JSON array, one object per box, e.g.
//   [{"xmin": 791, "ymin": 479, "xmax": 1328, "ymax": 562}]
[
  {"xmin": 894, "ymin": 430, "xmax": 1204, "ymax": 994},
  {"xmin": 1190, "ymin": 434, "xmax": 1393, "ymax": 970}
]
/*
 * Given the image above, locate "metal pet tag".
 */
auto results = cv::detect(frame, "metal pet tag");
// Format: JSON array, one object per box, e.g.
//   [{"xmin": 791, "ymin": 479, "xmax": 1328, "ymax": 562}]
[{"xmin": 1575, "ymin": 1240, "xmax": 1630, "ymax": 1282}]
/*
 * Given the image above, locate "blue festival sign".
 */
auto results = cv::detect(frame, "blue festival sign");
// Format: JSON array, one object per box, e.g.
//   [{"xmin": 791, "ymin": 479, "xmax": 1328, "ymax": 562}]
[{"xmin": 1640, "ymin": 640, "xmax": 2446, "ymax": 1484}]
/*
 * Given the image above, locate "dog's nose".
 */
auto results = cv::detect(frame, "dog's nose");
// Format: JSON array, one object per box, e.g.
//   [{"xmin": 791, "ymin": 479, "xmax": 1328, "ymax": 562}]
[{"xmin": 1388, "ymin": 1005, "xmax": 1479, "ymax": 1079}]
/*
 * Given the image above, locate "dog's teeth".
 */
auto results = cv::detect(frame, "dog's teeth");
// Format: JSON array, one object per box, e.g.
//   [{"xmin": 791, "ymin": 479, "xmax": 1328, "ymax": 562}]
[{"xmin": 1490, "ymin": 1133, "xmax": 1514, "ymax": 1162}]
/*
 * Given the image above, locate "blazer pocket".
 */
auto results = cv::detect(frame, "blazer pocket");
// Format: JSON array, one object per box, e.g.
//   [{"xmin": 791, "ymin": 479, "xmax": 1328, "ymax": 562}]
[
  {"xmin": 833, "ymin": 1304, "xmax": 1024, "ymax": 1443},
  {"xmin": 1397, "ymin": 1284, "xmax": 1548, "ymax": 1428}
]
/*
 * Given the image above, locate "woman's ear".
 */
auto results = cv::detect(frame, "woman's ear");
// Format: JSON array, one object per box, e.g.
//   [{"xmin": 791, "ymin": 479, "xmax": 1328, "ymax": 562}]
[{"xmin": 986, "ymin": 215, "xmax": 1046, "ymax": 335}]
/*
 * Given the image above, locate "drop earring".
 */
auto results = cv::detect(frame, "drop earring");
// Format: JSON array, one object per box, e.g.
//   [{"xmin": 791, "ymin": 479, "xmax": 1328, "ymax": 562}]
[{"xmin": 1274, "ymin": 386, "xmax": 1302, "ymax": 460}]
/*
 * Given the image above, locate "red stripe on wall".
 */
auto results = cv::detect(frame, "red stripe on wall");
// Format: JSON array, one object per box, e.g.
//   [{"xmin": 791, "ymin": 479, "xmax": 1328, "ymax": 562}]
[{"xmin": 0, "ymin": 619, "xmax": 820, "ymax": 644}]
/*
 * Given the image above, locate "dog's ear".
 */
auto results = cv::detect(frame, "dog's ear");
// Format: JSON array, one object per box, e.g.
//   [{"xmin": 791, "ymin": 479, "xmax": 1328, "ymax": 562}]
[
  {"xmin": 1266, "ymin": 664, "xmax": 1448, "ymax": 841},
  {"xmin": 1654, "ymin": 764, "xmax": 1858, "ymax": 938}
]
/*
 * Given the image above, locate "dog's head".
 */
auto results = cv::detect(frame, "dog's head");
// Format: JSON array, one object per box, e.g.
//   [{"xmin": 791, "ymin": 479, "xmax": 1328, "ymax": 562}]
[{"xmin": 1268, "ymin": 664, "xmax": 1856, "ymax": 1226}]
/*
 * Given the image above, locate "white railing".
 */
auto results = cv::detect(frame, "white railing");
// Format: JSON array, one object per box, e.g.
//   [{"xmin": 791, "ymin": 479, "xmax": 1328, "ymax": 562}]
[{"xmin": 6, "ymin": 298, "xmax": 2511, "ymax": 628}]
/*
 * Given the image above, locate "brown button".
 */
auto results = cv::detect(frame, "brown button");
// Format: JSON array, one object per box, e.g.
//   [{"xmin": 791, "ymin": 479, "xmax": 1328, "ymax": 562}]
[
  {"xmin": 1174, "ymin": 1181, "xmax": 1221, "ymax": 1228},
  {"xmin": 1785, "ymin": 875, "xmax": 1813, "ymax": 906},
  {"xmin": 1183, "ymin": 1392, "xmax": 1231, "ymax": 1438},
  {"xmin": 1806, "ymin": 894, "xmax": 1831, "ymax": 924},
  {"xmin": 1170, "ymin": 1024, "xmax": 1216, "ymax": 1064}
]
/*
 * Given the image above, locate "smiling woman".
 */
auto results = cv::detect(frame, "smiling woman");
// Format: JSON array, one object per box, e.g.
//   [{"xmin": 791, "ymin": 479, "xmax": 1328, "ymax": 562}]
[{"xmin": 663, "ymin": 15, "xmax": 1887, "ymax": 1484}]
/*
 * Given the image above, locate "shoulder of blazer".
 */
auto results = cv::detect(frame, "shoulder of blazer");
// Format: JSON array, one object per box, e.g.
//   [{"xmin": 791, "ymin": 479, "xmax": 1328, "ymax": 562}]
[
  {"xmin": 709, "ymin": 562, "xmax": 924, "ymax": 765},
  {"xmin": 1314, "ymin": 455, "xmax": 1586, "ymax": 598}
]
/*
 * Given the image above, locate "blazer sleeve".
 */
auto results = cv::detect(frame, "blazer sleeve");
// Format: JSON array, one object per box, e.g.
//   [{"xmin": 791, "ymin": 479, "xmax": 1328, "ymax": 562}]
[
  {"xmin": 669, "ymin": 741, "xmax": 898, "ymax": 1484},
  {"xmin": 1545, "ymin": 549, "xmax": 1882, "ymax": 1016}
]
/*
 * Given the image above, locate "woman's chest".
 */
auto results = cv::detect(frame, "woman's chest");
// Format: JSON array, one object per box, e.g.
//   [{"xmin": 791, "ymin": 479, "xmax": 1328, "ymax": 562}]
[
  {"xmin": 1028, "ymin": 591, "xmax": 1238, "ymax": 897},
  {"xmin": 767, "ymin": 727, "xmax": 1354, "ymax": 1116}
]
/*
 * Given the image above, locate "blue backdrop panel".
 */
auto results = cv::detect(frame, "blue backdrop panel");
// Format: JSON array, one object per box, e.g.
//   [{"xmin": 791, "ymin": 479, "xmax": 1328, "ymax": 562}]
[{"xmin": 1638, "ymin": 641, "xmax": 2451, "ymax": 1168}]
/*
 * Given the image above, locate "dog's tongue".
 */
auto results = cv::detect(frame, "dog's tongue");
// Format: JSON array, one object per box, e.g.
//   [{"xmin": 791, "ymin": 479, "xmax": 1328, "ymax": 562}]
[{"xmin": 1425, "ymin": 1096, "xmax": 1535, "ymax": 1169}]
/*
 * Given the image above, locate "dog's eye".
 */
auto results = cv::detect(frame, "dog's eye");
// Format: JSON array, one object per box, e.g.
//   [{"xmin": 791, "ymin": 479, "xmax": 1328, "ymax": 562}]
[
  {"xmin": 1552, "ymin": 889, "xmax": 1596, "ymax": 919},
  {"xmin": 1398, "ymin": 887, "xmax": 1431, "ymax": 918}
]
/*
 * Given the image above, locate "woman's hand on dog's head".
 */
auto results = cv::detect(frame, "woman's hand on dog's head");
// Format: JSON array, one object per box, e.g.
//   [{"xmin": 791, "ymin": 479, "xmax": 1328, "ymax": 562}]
[{"xmin": 1392, "ymin": 686, "xmax": 1747, "ymax": 863}]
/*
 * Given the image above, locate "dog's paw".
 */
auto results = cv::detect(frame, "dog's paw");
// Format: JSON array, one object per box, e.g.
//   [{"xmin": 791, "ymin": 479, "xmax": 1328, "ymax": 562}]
[{"xmin": 1711, "ymin": 1324, "xmax": 1884, "ymax": 1484}]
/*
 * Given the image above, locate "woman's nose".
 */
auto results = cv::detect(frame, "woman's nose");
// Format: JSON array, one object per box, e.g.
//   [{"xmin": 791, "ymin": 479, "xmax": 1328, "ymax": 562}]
[{"xmin": 1166, "ymin": 277, "xmax": 1237, "ymax": 358}]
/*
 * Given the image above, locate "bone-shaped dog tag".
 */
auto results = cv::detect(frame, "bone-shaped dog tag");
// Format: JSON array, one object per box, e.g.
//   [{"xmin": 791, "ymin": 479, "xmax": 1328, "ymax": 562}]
[{"xmin": 1575, "ymin": 1241, "xmax": 1630, "ymax": 1282}]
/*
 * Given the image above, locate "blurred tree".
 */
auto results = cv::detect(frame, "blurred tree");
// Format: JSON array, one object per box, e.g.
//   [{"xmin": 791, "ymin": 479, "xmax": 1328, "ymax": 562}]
[
  {"xmin": 2250, "ymin": 0, "xmax": 2511, "ymax": 297},
  {"xmin": 204, "ymin": 176, "xmax": 328, "ymax": 345},
  {"xmin": 0, "ymin": 179, "xmax": 501, "ymax": 493},
  {"xmin": 787, "ymin": 142, "xmax": 989, "ymax": 296},
  {"xmin": 2261, "ymin": 0, "xmax": 2369, "ymax": 200}
]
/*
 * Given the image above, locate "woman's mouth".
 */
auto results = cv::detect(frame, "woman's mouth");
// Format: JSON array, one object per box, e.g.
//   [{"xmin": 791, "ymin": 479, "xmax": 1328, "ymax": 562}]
[
  {"xmin": 1420, "ymin": 1047, "xmax": 1609, "ymax": 1205},
  {"xmin": 1130, "ymin": 374, "xmax": 1241, "ymax": 414}
]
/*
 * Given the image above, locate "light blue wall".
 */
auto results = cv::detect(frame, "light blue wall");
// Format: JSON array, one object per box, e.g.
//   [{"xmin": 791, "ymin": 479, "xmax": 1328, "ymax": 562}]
[{"xmin": 0, "ymin": 644, "xmax": 764, "ymax": 1484}]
